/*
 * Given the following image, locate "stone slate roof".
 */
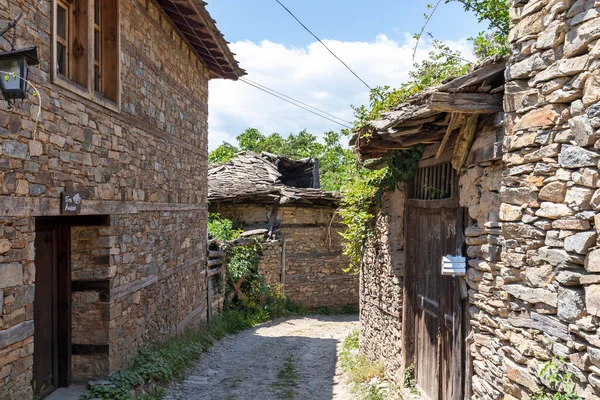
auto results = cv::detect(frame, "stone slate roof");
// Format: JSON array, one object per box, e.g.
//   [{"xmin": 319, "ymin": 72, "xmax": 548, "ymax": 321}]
[
  {"xmin": 352, "ymin": 58, "xmax": 506, "ymax": 160},
  {"xmin": 208, "ymin": 152, "xmax": 339, "ymax": 206}
]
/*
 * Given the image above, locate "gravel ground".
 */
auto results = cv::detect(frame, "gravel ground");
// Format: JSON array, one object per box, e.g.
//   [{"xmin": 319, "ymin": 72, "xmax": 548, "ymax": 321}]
[{"xmin": 163, "ymin": 314, "xmax": 359, "ymax": 400}]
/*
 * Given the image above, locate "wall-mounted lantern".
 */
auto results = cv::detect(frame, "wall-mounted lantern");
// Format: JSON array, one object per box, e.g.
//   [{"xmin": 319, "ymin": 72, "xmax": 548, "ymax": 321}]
[{"xmin": 0, "ymin": 46, "xmax": 39, "ymax": 101}]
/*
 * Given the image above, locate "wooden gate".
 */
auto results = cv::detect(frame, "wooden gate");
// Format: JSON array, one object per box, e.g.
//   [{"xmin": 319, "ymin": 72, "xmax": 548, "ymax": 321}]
[
  {"xmin": 33, "ymin": 219, "xmax": 72, "ymax": 397},
  {"xmin": 403, "ymin": 163, "xmax": 466, "ymax": 400}
]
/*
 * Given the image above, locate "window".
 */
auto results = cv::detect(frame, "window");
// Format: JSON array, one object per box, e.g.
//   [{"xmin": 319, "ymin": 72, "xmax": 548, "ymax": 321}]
[
  {"xmin": 411, "ymin": 163, "xmax": 456, "ymax": 200},
  {"xmin": 53, "ymin": 0, "xmax": 119, "ymax": 105}
]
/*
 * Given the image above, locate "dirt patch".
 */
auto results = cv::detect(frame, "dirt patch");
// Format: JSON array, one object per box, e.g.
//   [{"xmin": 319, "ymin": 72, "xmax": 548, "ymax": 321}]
[{"xmin": 164, "ymin": 314, "xmax": 359, "ymax": 399}]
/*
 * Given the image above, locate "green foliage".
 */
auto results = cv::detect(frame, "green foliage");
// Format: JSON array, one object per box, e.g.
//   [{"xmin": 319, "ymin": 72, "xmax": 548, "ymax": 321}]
[
  {"xmin": 446, "ymin": 0, "xmax": 510, "ymax": 59},
  {"xmin": 81, "ymin": 302, "xmax": 303, "ymax": 400},
  {"xmin": 403, "ymin": 365, "xmax": 419, "ymax": 394},
  {"xmin": 208, "ymin": 142, "xmax": 238, "ymax": 165},
  {"xmin": 207, "ymin": 213, "xmax": 265, "ymax": 305},
  {"xmin": 338, "ymin": 147, "xmax": 424, "ymax": 274},
  {"xmin": 209, "ymin": 128, "xmax": 354, "ymax": 191},
  {"xmin": 340, "ymin": 330, "xmax": 387, "ymax": 399},
  {"xmin": 530, "ymin": 359, "xmax": 582, "ymax": 400},
  {"xmin": 207, "ymin": 213, "xmax": 242, "ymax": 242},
  {"xmin": 350, "ymin": 41, "xmax": 468, "ymax": 131},
  {"xmin": 272, "ymin": 356, "xmax": 299, "ymax": 399}
]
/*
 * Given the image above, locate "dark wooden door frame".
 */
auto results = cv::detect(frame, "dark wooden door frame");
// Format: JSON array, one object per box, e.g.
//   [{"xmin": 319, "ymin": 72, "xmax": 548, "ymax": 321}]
[
  {"xmin": 34, "ymin": 219, "xmax": 72, "ymax": 394},
  {"xmin": 401, "ymin": 197, "xmax": 466, "ymax": 400}
]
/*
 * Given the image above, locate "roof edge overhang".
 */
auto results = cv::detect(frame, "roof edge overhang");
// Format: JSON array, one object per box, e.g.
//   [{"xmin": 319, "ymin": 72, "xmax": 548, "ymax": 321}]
[
  {"xmin": 351, "ymin": 58, "xmax": 507, "ymax": 160},
  {"xmin": 156, "ymin": 0, "xmax": 246, "ymax": 80}
]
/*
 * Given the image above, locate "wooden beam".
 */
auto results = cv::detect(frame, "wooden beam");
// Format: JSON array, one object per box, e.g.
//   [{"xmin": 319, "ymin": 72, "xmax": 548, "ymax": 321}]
[
  {"xmin": 429, "ymin": 92, "xmax": 503, "ymax": 114},
  {"xmin": 436, "ymin": 113, "xmax": 462, "ymax": 159},
  {"xmin": 451, "ymin": 115, "xmax": 479, "ymax": 171},
  {"xmin": 438, "ymin": 61, "xmax": 506, "ymax": 93},
  {"xmin": 362, "ymin": 138, "xmax": 406, "ymax": 150},
  {"xmin": 399, "ymin": 130, "xmax": 445, "ymax": 146},
  {"xmin": 389, "ymin": 125, "xmax": 424, "ymax": 137}
]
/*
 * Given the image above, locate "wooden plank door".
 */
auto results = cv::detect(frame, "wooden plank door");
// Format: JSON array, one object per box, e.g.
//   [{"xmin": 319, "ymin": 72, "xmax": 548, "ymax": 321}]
[
  {"xmin": 33, "ymin": 224, "xmax": 58, "ymax": 397},
  {"xmin": 405, "ymin": 199, "xmax": 464, "ymax": 400},
  {"xmin": 33, "ymin": 220, "xmax": 72, "ymax": 397}
]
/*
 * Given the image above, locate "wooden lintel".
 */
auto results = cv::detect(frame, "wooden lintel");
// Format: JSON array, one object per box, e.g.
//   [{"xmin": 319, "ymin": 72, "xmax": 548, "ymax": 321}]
[
  {"xmin": 429, "ymin": 92, "xmax": 503, "ymax": 114},
  {"xmin": 451, "ymin": 114, "xmax": 479, "ymax": 171}
]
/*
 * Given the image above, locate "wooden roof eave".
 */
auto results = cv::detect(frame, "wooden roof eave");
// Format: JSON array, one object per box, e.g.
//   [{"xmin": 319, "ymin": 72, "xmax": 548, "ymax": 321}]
[{"xmin": 156, "ymin": 0, "xmax": 246, "ymax": 80}]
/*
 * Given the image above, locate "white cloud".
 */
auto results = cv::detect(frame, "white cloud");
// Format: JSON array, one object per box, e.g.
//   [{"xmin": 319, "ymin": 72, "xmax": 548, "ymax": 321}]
[{"xmin": 208, "ymin": 33, "xmax": 473, "ymax": 150}]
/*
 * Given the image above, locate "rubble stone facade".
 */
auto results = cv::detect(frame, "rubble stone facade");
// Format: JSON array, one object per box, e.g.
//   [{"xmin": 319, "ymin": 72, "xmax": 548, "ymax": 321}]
[
  {"xmin": 360, "ymin": 0, "xmax": 600, "ymax": 398},
  {"xmin": 0, "ymin": 1, "xmax": 239, "ymax": 398},
  {"xmin": 212, "ymin": 203, "xmax": 359, "ymax": 310}
]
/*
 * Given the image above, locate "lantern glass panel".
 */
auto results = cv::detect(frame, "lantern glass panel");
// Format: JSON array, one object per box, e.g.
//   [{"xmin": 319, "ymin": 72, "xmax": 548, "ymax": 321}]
[{"xmin": 0, "ymin": 59, "xmax": 22, "ymax": 92}]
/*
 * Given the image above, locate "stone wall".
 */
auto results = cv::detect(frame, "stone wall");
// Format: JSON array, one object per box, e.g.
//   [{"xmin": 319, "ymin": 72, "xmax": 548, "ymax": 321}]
[
  {"xmin": 488, "ymin": 0, "xmax": 600, "ymax": 397},
  {"xmin": 0, "ymin": 217, "xmax": 35, "ymax": 399},
  {"xmin": 359, "ymin": 188, "xmax": 405, "ymax": 383},
  {"xmin": 210, "ymin": 202, "xmax": 359, "ymax": 309},
  {"xmin": 0, "ymin": 0, "xmax": 213, "ymax": 397},
  {"xmin": 361, "ymin": 0, "xmax": 600, "ymax": 396},
  {"xmin": 280, "ymin": 207, "xmax": 358, "ymax": 309}
]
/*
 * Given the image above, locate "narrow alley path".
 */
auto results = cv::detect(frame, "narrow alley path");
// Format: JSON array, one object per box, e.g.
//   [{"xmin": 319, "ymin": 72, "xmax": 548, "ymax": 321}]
[{"xmin": 164, "ymin": 315, "xmax": 359, "ymax": 400}]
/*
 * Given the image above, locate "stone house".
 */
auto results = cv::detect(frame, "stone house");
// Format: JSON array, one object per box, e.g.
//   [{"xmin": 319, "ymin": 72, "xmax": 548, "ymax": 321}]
[
  {"xmin": 208, "ymin": 152, "xmax": 358, "ymax": 309},
  {"xmin": 0, "ymin": 1, "xmax": 242, "ymax": 398},
  {"xmin": 353, "ymin": 1, "xmax": 600, "ymax": 398}
]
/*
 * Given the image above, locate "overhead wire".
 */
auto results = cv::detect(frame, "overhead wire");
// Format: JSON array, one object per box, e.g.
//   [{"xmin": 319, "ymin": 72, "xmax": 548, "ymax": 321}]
[
  {"xmin": 242, "ymin": 77, "xmax": 353, "ymax": 125},
  {"xmin": 239, "ymin": 78, "xmax": 352, "ymax": 129},
  {"xmin": 274, "ymin": 0, "xmax": 372, "ymax": 91},
  {"xmin": 169, "ymin": 0, "xmax": 353, "ymax": 129}
]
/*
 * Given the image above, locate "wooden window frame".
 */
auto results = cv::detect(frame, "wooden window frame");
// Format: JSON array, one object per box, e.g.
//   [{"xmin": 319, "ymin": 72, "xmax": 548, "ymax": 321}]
[{"xmin": 51, "ymin": 0, "xmax": 121, "ymax": 112}]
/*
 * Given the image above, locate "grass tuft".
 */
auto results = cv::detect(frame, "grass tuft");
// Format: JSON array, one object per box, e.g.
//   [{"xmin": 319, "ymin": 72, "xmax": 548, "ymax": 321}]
[
  {"xmin": 81, "ymin": 298, "xmax": 303, "ymax": 400},
  {"xmin": 339, "ymin": 330, "xmax": 387, "ymax": 400},
  {"xmin": 272, "ymin": 356, "xmax": 299, "ymax": 399}
]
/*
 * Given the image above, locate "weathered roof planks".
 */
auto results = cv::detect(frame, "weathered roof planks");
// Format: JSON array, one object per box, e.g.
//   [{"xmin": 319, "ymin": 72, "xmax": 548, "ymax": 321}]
[
  {"xmin": 156, "ymin": 0, "xmax": 245, "ymax": 79},
  {"xmin": 352, "ymin": 58, "xmax": 507, "ymax": 162}
]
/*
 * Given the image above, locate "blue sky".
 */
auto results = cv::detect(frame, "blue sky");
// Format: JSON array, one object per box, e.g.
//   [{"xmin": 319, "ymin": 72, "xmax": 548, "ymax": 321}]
[{"xmin": 205, "ymin": 1, "xmax": 487, "ymax": 150}]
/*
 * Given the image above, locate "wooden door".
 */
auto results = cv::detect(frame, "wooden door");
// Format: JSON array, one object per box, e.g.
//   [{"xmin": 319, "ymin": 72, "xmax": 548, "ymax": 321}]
[
  {"xmin": 33, "ymin": 220, "xmax": 72, "ymax": 397},
  {"xmin": 33, "ymin": 224, "xmax": 58, "ymax": 397},
  {"xmin": 405, "ymin": 198, "xmax": 464, "ymax": 400}
]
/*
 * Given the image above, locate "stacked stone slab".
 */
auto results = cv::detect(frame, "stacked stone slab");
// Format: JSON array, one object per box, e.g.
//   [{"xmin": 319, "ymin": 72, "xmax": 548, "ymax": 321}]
[
  {"xmin": 213, "ymin": 203, "xmax": 358, "ymax": 310},
  {"xmin": 0, "ymin": 0, "xmax": 241, "ymax": 398},
  {"xmin": 360, "ymin": 0, "xmax": 600, "ymax": 398},
  {"xmin": 495, "ymin": 0, "xmax": 600, "ymax": 397}
]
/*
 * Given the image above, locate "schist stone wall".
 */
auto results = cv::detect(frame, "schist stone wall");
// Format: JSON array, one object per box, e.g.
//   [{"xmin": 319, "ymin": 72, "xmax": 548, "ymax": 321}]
[
  {"xmin": 492, "ymin": 0, "xmax": 600, "ymax": 397},
  {"xmin": 212, "ymin": 203, "xmax": 359, "ymax": 309},
  {"xmin": 361, "ymin": 0, "xmax": 600, "ymax": 398},
  {"xmin": 0, "ymin": 0, "xmax": 214, "ymax": 398}
]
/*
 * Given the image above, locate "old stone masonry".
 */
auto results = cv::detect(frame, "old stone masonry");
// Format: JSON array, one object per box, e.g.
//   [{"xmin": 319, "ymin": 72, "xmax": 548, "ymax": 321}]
[{"xmin": 356, "ymin": 0, "xmax": 600, "ymax": 399}]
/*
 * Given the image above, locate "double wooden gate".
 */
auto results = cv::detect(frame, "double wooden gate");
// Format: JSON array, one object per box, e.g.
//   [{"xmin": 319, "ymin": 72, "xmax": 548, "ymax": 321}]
[{"xmin": 403, "ymin": 163, "xmax": 466, "ymax": 400}]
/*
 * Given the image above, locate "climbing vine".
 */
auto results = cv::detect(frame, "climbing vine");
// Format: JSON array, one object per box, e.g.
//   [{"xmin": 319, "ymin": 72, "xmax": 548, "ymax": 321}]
[
  {"xmin": 207, "ymin": 214, "xmax": 265, "ymax": 306},
  {"xmin": 339, "ymin": 147, "xmax": 424, "ymax": 273},
  {"xmin": 530, "ymin": 358, "xmax": 582, "ymax": 400}
]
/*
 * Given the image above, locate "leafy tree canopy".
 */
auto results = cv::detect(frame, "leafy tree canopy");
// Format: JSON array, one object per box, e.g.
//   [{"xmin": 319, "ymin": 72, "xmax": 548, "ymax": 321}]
[
  {"xmin": 447, "ymin": 0, "xmax": 510, "ymax": 59},
  {"xmin": 209, "ymin": 128, "xmax": 355, "ymax": 192}
]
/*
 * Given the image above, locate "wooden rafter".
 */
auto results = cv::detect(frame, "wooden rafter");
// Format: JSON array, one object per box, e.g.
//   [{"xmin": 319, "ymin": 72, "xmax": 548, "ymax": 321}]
[{"xmin": 451, "ymin": 114, "xmax": 479, "ymax": 171}]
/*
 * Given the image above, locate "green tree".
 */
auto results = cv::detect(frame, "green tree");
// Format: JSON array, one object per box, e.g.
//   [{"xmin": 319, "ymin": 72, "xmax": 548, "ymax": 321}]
[
  {"xmin": 209, "ymin": 128, "xmax": 355, "ymax": 191},
  {"xmin": 447, "ymin": 0, "xmax": 510, "ymax": 59}
]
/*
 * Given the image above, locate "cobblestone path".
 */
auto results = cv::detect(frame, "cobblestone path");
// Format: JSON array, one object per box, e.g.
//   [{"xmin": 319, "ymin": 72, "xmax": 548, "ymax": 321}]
[{"xmin": 164, "ymin": 314, "xmax": 359, "ymax": 400}]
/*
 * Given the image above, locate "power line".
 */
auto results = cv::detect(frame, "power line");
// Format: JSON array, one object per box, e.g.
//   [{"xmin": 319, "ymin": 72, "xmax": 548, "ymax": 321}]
[
  {"xmin": 242, "ymin": 77, "xmax": 353, "ymax": 125},
  {"xmin": 274, "ymin": 0, "xmax": 372, "ymax": 91},
  {"xmin": 239, "ymin": 78, "xmax": 352, "ymax": 129}
]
